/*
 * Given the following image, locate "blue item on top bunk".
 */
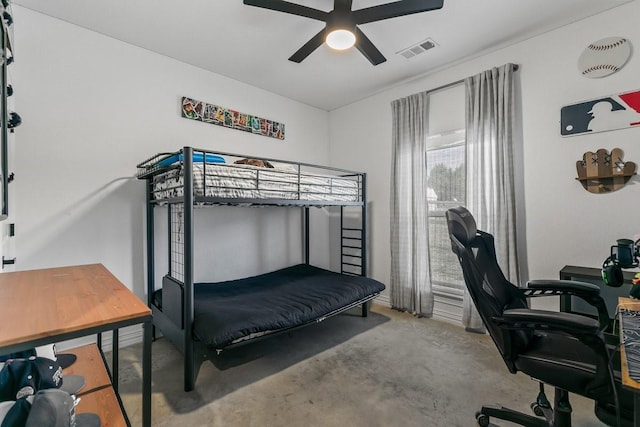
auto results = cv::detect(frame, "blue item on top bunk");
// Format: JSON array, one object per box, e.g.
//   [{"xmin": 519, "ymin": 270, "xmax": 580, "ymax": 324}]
[{"xmin": 158, "ymin": 152, "xmax": 225, "ymax": 167}]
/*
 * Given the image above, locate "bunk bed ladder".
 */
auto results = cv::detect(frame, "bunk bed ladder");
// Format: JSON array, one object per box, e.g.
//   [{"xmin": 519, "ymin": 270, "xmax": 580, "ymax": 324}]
[
  {"xmin": 340, "ymin": 172, "xmax": 366, "ymax": 278},
  {"xmin": 340, "ymin": 205, "xmax": 365, "ymax": 277},
  {"xmin": 340, "ymin": 173, "xmax": 368, "ymax": 317}
]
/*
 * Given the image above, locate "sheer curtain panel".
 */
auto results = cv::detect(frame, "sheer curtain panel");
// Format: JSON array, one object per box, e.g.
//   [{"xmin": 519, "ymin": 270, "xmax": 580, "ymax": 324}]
[
  {"xmin": 390, "ymin": 92, "xmax": 433, "ymax": 316},
  {"xmin": 463, "ymin": 63, "xmax": 520, "ymax": 330}
]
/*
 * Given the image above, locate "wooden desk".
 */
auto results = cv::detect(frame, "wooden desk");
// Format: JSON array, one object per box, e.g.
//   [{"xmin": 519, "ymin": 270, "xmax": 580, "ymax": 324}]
[
  {"xmin": 619, "ymin": 297, "xmax": 640, "ymax": 427},
  {"xmin": 0, "ymin": 264, "xmax": 152, "ymax": 427}
]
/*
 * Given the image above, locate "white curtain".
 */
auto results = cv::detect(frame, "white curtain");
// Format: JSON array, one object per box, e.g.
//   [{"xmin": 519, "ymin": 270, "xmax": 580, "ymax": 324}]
[
  {"xmin": 463, "ymin": 63, "xmax": 520, "ymax": 330},
  {"xmin": 390, "ymin": 92, "xmax": 433, "ymax": 316}
]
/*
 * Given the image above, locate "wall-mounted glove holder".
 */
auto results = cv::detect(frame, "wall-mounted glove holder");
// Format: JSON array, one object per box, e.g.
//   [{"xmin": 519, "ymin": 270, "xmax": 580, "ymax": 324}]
[{"xmin": 576, "ymin": 148, "xmax": 636, "ymax": 193}]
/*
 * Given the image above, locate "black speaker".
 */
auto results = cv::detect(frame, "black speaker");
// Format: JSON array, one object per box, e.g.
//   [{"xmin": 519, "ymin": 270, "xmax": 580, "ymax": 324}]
[
  {"xmin": 615, "ymin": 238, "xmax": 636, "ymax": 268},
  {"xmin": 602, "ymin": 238, "xmax": 640, "ymax": 298},
  {"xmin": 602, "ymin": 256, "xmax": 624, "ymax": 287}
]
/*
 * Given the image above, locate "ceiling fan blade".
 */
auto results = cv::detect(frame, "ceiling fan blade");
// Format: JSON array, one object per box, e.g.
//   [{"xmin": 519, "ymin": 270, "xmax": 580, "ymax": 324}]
[
  {"xmin": 243, "ymin": 0, "xmax": 328, "ymax": 21},
  {"xmin": 334, "ymin": 0, "xmax": 353, "ymax": 14},
  {"xmin": 288, "ymin": 29, "xmax": 326, "ymax": 63},
  {"xmin": 353, "ymin": 0, "xmax": 444, "ymax": 25},
  {"xmin": 354, "ymin": 27, "xmax": 386, "ymax": 65}
]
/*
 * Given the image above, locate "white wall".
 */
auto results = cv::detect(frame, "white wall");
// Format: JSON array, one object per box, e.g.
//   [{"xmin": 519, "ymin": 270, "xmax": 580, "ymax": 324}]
[
  {"xmin": 11, "ymin": 3, "xmax": 640, "ymax": 315},
  {"xmin": 10, "ymin": 7, "xmax": 332, "ymax": 301},
  {"xmin": 329, "ymin": 1, "xmax": 640, "ymax": 307}
]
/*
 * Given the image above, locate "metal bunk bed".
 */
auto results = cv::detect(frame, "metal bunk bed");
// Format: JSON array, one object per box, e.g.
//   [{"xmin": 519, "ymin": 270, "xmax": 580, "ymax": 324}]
[{"xmin": 137, "ymin": 146, "xmax": 384, "ymax": 391}]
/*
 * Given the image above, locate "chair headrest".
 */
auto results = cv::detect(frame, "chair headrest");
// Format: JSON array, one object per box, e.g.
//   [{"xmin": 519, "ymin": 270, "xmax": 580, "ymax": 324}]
[{"xmin": 446, "ymin": 206, "xmax": 477, "ymax": 245}]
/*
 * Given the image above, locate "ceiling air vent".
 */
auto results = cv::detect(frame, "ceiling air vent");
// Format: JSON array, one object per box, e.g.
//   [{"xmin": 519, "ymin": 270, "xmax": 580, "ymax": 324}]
[{"xmin": 397, "ymin": 38, "xmax": 438, "ymax": 59}]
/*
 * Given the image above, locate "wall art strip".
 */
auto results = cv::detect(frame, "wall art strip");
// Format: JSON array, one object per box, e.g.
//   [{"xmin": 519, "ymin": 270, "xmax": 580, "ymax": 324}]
[
  {"xmin": 181, "ymin": 96, "xmax": 285, "ymax": 140},
  {"xmin": 561, "ymin": 89, "xmax": 640, "ymax": 136}
]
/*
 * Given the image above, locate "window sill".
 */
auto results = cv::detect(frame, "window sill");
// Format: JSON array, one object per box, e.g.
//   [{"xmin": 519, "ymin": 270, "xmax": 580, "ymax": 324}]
[{"xmin": 432, "ymin": 283, "xmax": 464, "ymax": 299}]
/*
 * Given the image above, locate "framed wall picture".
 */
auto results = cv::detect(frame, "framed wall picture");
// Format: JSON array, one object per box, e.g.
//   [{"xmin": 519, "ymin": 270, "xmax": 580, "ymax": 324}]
[{"xmin": 181, "ymin": 97, "xmax": 285, "ymax": 140}]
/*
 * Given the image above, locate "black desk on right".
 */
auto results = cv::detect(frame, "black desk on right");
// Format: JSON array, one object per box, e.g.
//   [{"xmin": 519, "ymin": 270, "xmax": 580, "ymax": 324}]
[
  {"xmin": 559, "ymin": 265, "xmax": 636, "ymax": 321},
  {"xmin": 560, "ymin": 266, "xmax": 640, "ymax": 424}
]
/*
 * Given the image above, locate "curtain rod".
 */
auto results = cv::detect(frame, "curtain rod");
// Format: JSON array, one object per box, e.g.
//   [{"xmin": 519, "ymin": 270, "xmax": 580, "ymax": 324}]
[{"xmin": 426, "ymin": 64, "xmax": 520, "ymax": 95}]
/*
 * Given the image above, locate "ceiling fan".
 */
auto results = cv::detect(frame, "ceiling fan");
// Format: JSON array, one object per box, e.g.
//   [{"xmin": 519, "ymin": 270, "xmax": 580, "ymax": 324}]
[{"xmin": 243, "ymin": 0, "xmax": 444, "ymax": 66}]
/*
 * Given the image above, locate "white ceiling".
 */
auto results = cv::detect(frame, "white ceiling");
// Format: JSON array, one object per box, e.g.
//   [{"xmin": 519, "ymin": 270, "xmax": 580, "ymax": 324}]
[{"xmin": 14, "ymin": 0, "xmax": 634, "ymax": 110}]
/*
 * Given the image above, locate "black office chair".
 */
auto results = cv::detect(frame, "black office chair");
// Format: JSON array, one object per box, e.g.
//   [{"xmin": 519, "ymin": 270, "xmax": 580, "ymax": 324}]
[{"xmin": 446, "ymin": 206, "xmax": 634, "ymax": 427}]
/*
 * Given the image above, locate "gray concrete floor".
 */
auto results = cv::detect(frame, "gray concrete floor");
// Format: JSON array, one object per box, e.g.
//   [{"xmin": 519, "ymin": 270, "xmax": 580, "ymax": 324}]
[{"xmin": 115, "ymin": 304, "xmax": 608, "ymax": 426}]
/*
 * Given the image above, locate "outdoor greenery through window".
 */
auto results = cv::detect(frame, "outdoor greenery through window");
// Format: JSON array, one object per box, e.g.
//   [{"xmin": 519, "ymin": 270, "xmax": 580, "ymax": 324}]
[
  {"xmin": 427, "ymin": 132, "xmax": 466, "ymax": 291},
  {"xmin": 426, "ymin": 83, "xmax": 467, "ymax": 293}
]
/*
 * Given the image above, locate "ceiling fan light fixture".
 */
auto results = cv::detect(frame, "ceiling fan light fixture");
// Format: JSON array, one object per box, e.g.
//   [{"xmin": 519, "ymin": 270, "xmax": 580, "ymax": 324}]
[
  {"xmin": 243, "ymin": 0, "xmax": 444, "ymax": 65},
  {"xmin": 326, "ymin": 29, "xmax": 356, "ymax": 50}
]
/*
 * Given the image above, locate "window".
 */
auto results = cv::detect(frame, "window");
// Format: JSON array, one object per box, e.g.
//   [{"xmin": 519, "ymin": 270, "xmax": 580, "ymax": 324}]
[{"xmin": 426, "ymin": 84, "xmax": 466, "ymax": 294}]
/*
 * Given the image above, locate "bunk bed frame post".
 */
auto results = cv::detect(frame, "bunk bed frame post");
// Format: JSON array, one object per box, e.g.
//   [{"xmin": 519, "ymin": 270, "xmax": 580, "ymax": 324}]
[
  {"xmin": 145, "ymin": 179, "xmax": 156, "ymax": 338},
  {"xmin": 361, "ymin": 172, "xmax": 367, "ymax": 277},
  {"xmin": 167, "ymin": 205, "xmax": 172, "ymax": 274},
  {"xmin": 361, "ymin": 172, "xmax": 368, "ymax": 317},
  {"xmin": 340, "ymin": 206, "xmax": 344, "ymax": 275},
  {"xmin": 183, "ymin": 146, "xmax": 196, "ymax": 391},
  {"xmin": 304, "ymin": 207, "xmax": 310, "ymax": 265}
]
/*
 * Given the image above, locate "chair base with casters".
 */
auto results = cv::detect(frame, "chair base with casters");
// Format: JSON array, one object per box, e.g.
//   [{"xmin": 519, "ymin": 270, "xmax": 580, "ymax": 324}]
[
  {"xmin": 445, "ymin": 206, "xmax": 634, "ymax": 427},
  {"xmin": 476, "ymin": 384, "xmax": 571, "ymax": 427}
]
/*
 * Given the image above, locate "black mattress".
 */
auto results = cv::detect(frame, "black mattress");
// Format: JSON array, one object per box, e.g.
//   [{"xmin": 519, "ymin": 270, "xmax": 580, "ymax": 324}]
[{"xmin": 156, "ymin": 264, "xmax": 385, "ymax": 349}]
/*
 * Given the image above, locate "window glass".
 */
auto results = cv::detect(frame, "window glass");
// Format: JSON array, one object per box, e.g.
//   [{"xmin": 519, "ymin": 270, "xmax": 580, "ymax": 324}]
[{"xmin": 426, "ymin": 84, "xmax": 465, "ymax": 291}]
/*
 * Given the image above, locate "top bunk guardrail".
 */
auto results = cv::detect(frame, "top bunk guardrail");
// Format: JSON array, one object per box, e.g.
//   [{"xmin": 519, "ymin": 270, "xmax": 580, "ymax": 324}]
[{"xmin": 136, "ymin": 147, "xmax": 365, "ymax": 207}]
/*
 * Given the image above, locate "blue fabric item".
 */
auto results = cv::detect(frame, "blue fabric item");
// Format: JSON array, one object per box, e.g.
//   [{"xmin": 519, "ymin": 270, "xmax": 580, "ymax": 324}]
[{"xmin": 157, "ymin": 153, "xmax": 225, "ymax": 167}]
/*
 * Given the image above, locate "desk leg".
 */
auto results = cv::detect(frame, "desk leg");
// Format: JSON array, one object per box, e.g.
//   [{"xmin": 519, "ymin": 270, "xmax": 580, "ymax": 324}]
[
  {"xmin": 143, "ymin": 321, "xmax": 152, "ymax": 427},
  {"xmin": 634, "ymin": 393, "xmax": 640, "ymax": 427},
  {"xmin": 112, "ymin": 329, "xmax": 119, "ymax": 394}
]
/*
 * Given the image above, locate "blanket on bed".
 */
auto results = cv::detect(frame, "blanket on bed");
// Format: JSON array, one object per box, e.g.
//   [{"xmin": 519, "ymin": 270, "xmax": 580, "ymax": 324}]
[{"xmin": 190, "ymin": 264, "xmax": 385, "ymax": 349}]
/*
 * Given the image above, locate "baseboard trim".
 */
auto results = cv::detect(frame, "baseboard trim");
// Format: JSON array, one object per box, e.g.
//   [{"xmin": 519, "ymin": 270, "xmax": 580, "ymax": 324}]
[
  {"xmin": 434, "ymin": 288, "xmax": 463, "ymax": 323},
  {"xmin": 374, "ymin": 294, "xmax": 391, "ymax": 307},
  {"xmin": 102, "ymin": 326, "xmax": 144, "ymax": 352},
  {"xmin": 56, "ymin": 325, "xmax": 143, "ymax": 353},
  {"xmin": 375, "ymin": 291, "xmax": 462, "ymax": 323}
]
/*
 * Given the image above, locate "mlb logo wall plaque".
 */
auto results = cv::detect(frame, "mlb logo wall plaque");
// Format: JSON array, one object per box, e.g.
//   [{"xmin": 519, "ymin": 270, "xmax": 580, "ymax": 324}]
[{"xmin": 561, "ymin": 89, "xmax": 640, "ymax": 137}]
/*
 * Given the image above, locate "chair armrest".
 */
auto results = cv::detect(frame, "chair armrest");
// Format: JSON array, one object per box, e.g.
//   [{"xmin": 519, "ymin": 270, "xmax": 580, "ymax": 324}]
[
  {"xmin": 527, "ymin": 279, "xmax": 600, "ymax": 295},
  {"xmin": 500, "ymin": 308, "xmax": 600, "ymax": 334},
  {"xmin": 523, "ymin": 279, "xmax": 610, "ymax": 331}
]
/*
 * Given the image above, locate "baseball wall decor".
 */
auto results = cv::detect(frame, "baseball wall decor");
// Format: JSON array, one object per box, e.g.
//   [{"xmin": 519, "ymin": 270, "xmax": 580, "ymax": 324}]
[
  {"xmin": 577, "ymin": 36, "xmax": 631, "ymax": 78},
  {"xmin": 561, "ymin": 89, "xmax": 640, "ymax": 136}
]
